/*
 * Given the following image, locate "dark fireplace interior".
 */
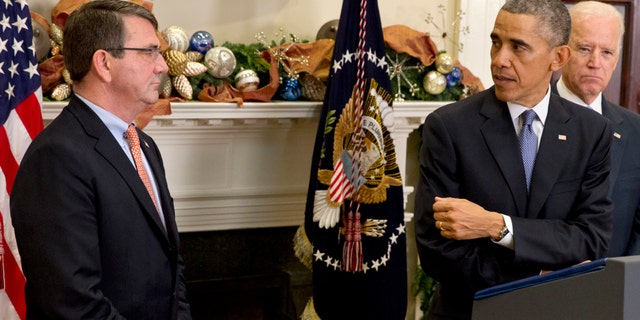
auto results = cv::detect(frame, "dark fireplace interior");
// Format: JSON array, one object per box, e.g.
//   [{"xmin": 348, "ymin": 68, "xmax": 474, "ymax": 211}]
[{"xmin": 180, "ymin": 226, "xmax": 312, "ymax": 320}]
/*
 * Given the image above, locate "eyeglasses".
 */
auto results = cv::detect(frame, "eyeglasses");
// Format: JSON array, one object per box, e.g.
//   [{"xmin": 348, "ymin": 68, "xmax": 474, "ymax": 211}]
[{"xmin": 104, "ymin": 47, "xmax": 163, "ymax": 61}]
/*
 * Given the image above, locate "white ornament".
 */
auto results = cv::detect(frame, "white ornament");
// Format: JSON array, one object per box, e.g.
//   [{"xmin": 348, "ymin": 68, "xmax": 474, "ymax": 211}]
[
  {"xmin": 161, "ymin": 26, "xmax": 189, "ymax": 52},
  {"xmin": 234, "ymin": 69, "xmax": 260, "ymax": 92}
]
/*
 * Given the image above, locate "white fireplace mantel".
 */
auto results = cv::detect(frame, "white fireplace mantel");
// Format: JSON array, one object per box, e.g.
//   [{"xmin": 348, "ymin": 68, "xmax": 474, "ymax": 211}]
[{"xmin": 41, "ymin": 101, "xmax": 444, "ymax": 232}]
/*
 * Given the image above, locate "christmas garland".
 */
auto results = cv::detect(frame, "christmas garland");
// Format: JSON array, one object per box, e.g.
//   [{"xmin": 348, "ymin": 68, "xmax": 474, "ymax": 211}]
[{"xmin": 37, "ymin": 22, "xmax": 482, "ymax": 104}]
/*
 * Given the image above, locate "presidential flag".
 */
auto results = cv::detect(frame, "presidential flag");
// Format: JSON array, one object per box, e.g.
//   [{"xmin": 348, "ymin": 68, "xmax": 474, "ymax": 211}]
[
  {"xmin": 296, "ymin": 0, "xmax": 407, "ymax": 318},
  {"xmin": 0, "ymin": 0, "xmax": 44, "ymax": 319}
]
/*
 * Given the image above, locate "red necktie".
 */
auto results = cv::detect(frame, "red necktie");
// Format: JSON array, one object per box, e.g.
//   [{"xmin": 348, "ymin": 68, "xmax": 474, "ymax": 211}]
[{"xmin": 125, "ymin": 124, "xmax": 159, "ymax": 211}]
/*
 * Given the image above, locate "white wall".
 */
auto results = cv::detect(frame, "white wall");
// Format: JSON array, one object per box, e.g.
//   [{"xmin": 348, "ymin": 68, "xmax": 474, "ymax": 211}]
[
  {"xmin": 29, "ymin": 0, "xmax": 456, "ymax": 44},
  {"xmin": 29, "ymin": 0, "xmax": 502, "ymax": 88},
  {"xmin": 458, "ymin": 0, "xmax": 504, "ymax": 88}
]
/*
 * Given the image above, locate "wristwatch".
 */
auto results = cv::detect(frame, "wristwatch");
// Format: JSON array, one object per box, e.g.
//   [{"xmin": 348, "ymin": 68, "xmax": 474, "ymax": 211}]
[{"xmin": 493, "ymin": 225, "xmax": 510, "ymax": 241}]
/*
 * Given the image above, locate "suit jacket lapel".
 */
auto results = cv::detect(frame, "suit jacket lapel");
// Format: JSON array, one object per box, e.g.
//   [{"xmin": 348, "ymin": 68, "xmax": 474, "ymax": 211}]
[
  {"xmin": 527, "ymin": 95, "xmax": 571, "ymax": 218},
  {"xmin": 602, "ymin": 100, "xmax": 625, "ymax": 192},
  {"xmin": 139, "ymin": 133, "xmax": 180, "ymax": 245},
  {"xmin": 67, "ymin": 97, "xmax": 170, "ymax": 239},
  {"xmin": 479, "ymin": 95, "xmax": 529, "ymax": 217}
]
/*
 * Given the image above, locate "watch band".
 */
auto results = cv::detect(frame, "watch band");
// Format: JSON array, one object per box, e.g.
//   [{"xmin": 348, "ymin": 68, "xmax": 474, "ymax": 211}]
[{"xmin": 494, "ymin": 225, "xmax": 510, "ymax": 241}]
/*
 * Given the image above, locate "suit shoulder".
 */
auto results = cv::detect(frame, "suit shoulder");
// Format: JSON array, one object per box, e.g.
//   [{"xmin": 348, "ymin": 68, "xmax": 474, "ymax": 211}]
[
  {"xmin": 610, "ymin": 103, "xmax": 640, "ymax": 121},
  {"xmin": 431, "ymin": 88, "xmax": 492, "ymax": 117},
  {"xmin": 608, "ymin": 104, "xmax": 640, "ymax": 137},
  {"xmin": 555, "ymin": 95, "xmax": 608, "ymax": 123}
]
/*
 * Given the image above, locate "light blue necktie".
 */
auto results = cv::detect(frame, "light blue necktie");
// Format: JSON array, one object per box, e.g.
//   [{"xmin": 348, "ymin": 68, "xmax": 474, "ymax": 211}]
[{"xmin": 519, "ymin": 110, "xmax": 537, "ymax": 191}]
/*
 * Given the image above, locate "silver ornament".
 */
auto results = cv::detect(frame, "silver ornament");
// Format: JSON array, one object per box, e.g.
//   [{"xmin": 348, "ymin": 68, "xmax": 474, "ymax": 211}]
[
  {"xmin": 32, "ymin": 19, "xmax": 51, "ymax": 62},
  {"xmin": 316, "ymin": 19, "xmax": 340, "ymax": 40},
  {"xmin": 204, "ymin": 46, "xmax": 237, "ymax": 79}
]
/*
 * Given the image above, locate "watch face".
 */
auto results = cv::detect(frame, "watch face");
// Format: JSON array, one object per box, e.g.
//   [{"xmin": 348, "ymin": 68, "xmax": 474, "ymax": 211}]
[{"xmin": 499, "ymin": 226, "xmax": 509, "ymax": 239}]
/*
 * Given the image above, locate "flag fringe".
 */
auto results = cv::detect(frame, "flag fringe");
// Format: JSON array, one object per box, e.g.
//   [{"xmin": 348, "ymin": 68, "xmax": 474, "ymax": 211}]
[
  {"xmin": 293, "ymin": 224, "xmax": 313, "ymax": 270},
  {"xmin": 342, "ymin": 210, "xmax": 363, "ymax": 272},
  {"xmin": 300, "ymin": 297, "xmax": 321, "ymax": 320}
]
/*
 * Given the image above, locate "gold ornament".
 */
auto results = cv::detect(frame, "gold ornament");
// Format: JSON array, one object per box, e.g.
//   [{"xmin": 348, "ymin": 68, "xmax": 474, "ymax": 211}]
[
  {"xmin": 435, "ymin": 52, "xmax": 454, "ymax": 74},
  {"xmin": 172, "ymin": 74, "xmax": 193, "ymax": 100},
  {"xmin": 185, "ymin": 51, "xmax": 204, "ymax": 62},
  {"xmin": 182, "ymin": 61, "xmax": 208, "ymax": 77},
  {"xmin": 62, "ymin": 68, "xmax": 72, "ymax": 85},
  {"xmin": 51, "ymin": 45, "xmax": 61, "ymax": 56},
  {"xmin": 51, "ymin": 83, "xmax": 71, "ymax": 101},
  {"xmin": 423, "ymin": 70, "xmax": 446, "ymax": 95},
  {"xmin": 163, "ymin": 50, "xmax": 188, "ymax": 76},
  {"xmin": 159, "ymin": 75, "xmax": 172, "ymax": 98},
  {"xmin": 49, "ymin": 24, "xmax": 64, "ymax": 46}
]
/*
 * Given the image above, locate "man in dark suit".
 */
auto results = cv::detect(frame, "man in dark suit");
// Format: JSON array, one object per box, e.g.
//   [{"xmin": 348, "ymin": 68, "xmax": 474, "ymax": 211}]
[
  {"xmin": 414, "ymin": 0, "xmax": 613, "ymax": 319},
  {"xmin": 10, "ymin": 1, "xmax": 191, "ymax": 319},
  {"xmin": 554, "ymin": 1, "xmax": 640, "ymax": 257}
]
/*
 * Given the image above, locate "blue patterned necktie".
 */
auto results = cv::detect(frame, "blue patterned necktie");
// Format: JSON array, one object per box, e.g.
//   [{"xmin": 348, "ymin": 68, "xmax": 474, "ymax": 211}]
[{"xmin": 519, "ymin": 109, "xmax": 538, "ymax": 191}]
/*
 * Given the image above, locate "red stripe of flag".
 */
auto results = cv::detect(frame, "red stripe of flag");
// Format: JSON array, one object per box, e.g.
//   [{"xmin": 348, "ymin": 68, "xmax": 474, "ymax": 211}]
[
  {"xmin": 0, "ymin": 129, "xmax": 19, "ymax": 195},
  {"xmin": 14, "ymin": 94, "xmax": 44, "ymax": 141},
  {"xmin": 1, "ymin": 0, "xmax": 45, "ymax": 318}
]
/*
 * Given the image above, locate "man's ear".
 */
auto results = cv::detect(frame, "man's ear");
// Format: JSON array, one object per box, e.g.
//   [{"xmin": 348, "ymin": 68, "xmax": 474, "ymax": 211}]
[
  {"xmin": 92, "ymin": 49, "xmax": 113, "ymax": 82},
  {"xmin": 551, "ymin": 45, "xmax": 571, "ymax": 72}
]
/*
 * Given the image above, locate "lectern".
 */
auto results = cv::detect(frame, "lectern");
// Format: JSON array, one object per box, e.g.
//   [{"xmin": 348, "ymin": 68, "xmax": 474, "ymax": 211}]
[{"xmin": 472, "ymin": 256, "xmax": 640, "ymax": 320}]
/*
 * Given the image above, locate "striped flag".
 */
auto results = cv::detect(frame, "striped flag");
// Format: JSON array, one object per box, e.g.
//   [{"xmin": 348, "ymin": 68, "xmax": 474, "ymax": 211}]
[
  {"xmin": 296, "ymin": 0, "xmax": 407, "ymax": 318},
  {"xmin": 0, "ymin": 0, "xmax": 44, "ymax": 319}
]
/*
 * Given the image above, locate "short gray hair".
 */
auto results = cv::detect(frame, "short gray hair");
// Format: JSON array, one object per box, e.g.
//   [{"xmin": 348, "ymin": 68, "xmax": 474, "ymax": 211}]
[
  {"xmin": 501, "ymin": 0, "xmax": 571, "ymax": 47},
  {"xmin": 569, "ymin": 1, "xmax": 625, "ymax": 49}
]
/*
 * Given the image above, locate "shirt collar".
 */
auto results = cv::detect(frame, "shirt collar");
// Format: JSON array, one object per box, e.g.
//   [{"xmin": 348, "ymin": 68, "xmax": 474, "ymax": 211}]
[
  {"xmin": 557, "ymin": 76, "xmax": 602, "ymax": 114},
  {"xmin": 507, "ymin": 85, "xmax": 551, "ymax": 126},
  {"xmin": 74, "ymin": 94, "xmax": 130, "ymax": 140}
]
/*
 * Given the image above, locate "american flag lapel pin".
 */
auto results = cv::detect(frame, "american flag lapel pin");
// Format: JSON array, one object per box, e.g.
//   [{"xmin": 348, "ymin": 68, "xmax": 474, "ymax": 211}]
[
  {"xmin": 614, "ymin": 132, "xmax": 622, "ymax": 139},
  {"xmin": 558, "ymin": 134, "xmax": 567, "ymax": 141}
]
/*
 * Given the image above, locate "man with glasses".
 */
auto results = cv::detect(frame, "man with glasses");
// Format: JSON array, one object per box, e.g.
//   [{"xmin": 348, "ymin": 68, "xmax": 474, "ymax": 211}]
[{"xmin": 11, "ymin": 1, "xmax": 192, "ymax": 319}]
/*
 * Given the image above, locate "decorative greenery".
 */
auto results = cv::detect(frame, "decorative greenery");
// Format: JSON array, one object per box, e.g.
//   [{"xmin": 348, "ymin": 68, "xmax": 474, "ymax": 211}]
[
  {"xmin": 221, "ymin": 41, "xmax": 271, "ymax": 83},
  {"xmin": 387, "ymin": 49, "xmax": 466, "ymax": 102},
  {"xmin": 184, "ymin": 41, "xmax": 272, "ymax": 98},
  {"xmin": 40, "ymin": 24, "xmax": 473, "ymax": 103},
  {"xmin": 413, "ymin": 267, "xmax": 438, "ymax": 319}
]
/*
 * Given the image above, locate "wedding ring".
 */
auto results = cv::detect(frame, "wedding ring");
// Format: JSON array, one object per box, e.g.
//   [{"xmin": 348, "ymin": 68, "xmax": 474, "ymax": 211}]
[{"xmin": 437, "ymin": 221, "xmax": 443, "ymax": 230}]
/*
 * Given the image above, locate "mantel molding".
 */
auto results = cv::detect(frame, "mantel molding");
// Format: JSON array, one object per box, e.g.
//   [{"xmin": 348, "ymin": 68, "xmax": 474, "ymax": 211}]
[
  {"xmin": 41, "ymin": 100, "xmax": 444, "ymax": 232},
  {"xmin": 42, "ymin": 100, "xmax": 439, "ymax": 126}
]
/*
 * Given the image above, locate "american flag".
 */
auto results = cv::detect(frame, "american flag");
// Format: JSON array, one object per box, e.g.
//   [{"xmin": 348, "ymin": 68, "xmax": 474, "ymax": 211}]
[{"xmin": 0, "ymin": 0, "xmax": 44, "ymax": 319}]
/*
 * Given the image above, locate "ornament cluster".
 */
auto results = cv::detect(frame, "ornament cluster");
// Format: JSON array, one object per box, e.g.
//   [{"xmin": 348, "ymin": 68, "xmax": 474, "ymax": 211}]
[
  {"xmin": 388, "ymin": 50, "xmax": 471, "ymax": 103},
  {"xmin": 425, "ymin": 52, "xmax": 465, "ymax": 95},
  {"xmin": 35, "ymin": 21, "xmax": 478, "ymax": 103},
  {"xmin": 160, "ymin": 26, "xmax": 245, "ymax": 100}
]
